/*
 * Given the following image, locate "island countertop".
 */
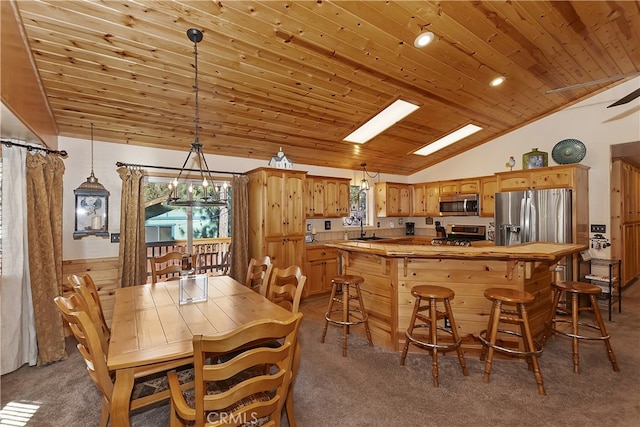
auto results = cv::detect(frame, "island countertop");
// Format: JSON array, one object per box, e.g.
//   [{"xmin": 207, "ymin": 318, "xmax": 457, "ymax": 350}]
[
  {"xmin": 325, "ymin": 240, "xmax": 587, "ymax": 354},
  {"xmin": 325, "ymin": 241, "xmax": 586, "ymax": 262}
]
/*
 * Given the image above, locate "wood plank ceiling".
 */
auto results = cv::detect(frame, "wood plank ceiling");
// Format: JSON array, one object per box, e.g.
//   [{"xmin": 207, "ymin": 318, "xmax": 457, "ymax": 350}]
[{"xmin": 11, "ymin": 0, "xmax": 640, "ymax": 175}]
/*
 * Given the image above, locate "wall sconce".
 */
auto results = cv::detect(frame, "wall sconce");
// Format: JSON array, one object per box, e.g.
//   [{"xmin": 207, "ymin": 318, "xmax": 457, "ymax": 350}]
[{"xmin": 73, "ymin": 124, "xmax": 110, "ymax": 239}]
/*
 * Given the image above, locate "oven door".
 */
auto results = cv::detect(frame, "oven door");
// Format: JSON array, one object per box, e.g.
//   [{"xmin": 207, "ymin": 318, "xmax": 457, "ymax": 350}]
[{"xmin": 439, "ymin": 195, "xmax": 479, "ymax": 216}]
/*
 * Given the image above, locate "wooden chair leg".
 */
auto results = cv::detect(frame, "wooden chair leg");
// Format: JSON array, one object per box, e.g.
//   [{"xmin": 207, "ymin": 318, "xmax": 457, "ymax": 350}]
[
  {"xmin": 571, "ymin": 293, "xmax": 580, "ymax": 373},
  {"xmin": 341, "ymin": 284, "xmax": 349, "ymax": 357},
  {"xmin": 100, "ymin": 396, "xmax": 109, "ymax": 427},
  {"xmin": 589, "ymin": 295, "xmax": 620, "ymax": 372},
  {"xmin": 400, "ymin": 296, "xmax": 421, "ymax": 365},
  {"xmin": 483, "ymin": 300, "xmax": 502, "ymax": 383},
  {"xmin": 542, "ymin": 288, "xmax": 562, "ymax": 345},
  {"xmin": 444, "ymin": 298, "xmax": 468, "ymax": 376},
  {"xmin": 285, "ymin": 341, "xmax": 301, "ymax": 427},
  {"xmin": 428, "ymin": 298, "xmax": 440, "ymax": 387},
  {"xmin": 320, "ymin": 284, "xmax": 338, "ymax": 343},
  {"xmin": 169, "ymin": 397, "xmax": 182, "ymax": 427},
  {"xmin": 519, "ymin": 303, "xmax": 545, "ymax": 395},
  {"xmin": 355, "ymin": 284, "xmax": 373, "ymax": 347}
]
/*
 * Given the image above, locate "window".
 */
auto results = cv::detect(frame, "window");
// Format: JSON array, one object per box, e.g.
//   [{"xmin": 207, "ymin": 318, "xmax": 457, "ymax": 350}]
[
  {"xmin": 343, "ymin": 185, "xmax": 369, "ymax": 227},
  {"xmin": 143, "ymin": 177, "xmax": 231, "ymax": 243}
]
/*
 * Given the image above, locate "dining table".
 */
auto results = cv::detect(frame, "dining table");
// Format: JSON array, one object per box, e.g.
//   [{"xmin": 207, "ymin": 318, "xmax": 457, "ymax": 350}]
[{"xmin": 106, "ymin": 274, "xmax": 294, "ymax": 427}]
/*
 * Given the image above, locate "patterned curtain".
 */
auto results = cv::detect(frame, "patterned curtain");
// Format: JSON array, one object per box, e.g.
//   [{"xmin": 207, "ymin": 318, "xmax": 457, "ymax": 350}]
[
  {"xmin": 25, "ymin": 153, "xmax": 66, "ymax": 366},
  {"xmin": 229, "ymin": 175, "xmax": 249, "ymax": 284},
  {"xmin": 117, "ymin": 167, "xmax": 147, "ymax": 287}
]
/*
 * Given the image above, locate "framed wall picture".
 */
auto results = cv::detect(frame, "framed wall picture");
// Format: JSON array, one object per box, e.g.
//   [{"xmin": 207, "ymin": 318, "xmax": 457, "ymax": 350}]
[{"xmin": 522, "ymin": 148, "xmax": 548, "ymax": 169}]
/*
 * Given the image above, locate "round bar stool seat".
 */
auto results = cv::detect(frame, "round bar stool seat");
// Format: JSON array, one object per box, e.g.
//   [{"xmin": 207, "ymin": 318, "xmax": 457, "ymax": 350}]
[
  {"xmin": 542, "ymin": 281, "xmax": 619, "ymax": 373},
  {"xmin": 400, "ymin": 285, "xmax": 468, "ymax": 387},
  {"xmin": 320, "ymin": 275, "xmax": 373, "ymax": 357},
  {"xmin": 479, "ymin": 287, "xmax": 545, "ymax": 395}
]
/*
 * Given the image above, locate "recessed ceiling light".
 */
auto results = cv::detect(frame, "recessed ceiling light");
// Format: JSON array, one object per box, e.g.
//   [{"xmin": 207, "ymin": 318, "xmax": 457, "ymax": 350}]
[
  {"xmin": 343, "ymin": 100, "xmax": 420, "ymax": 144},
  {"xmin": 490, "ymin": 76, "xmax": 506, "ymax": 87},
  {"xmin": 414, "ymin": 31, "xmax": 435, "ymax": 48},
  {"xmin": 413, "ymin": 124, "xmax": 483, "ymax": 156}
]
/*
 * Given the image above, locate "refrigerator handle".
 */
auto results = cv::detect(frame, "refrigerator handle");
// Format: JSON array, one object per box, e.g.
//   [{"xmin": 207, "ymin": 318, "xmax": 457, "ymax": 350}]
[
  {"xmin": 520, "ymin": 196, "xmax": 526, "ymax": 241},
  {"xmin": 529, "ymin": 195, "xmax": 537, "ymax": 241},
  {"xmin": 523, "ymin": 194, "xmax": 531, "ymax": 242}
]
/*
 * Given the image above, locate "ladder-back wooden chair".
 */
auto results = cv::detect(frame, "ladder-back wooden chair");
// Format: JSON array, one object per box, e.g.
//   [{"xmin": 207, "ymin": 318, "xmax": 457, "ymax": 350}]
[
  {"xmin": 54, "ymin": 295, "xmax": 194, "ymax": 427},
  {"xmin": 267, "ymin": 265, "xmax": 306, "ymax": 315},
  {"xmin": 150, "ymin": 252, "xmax": 197, "ymax": 284},
  {"xmin": 167, "ymin": 313, "xmax": 303, "ymax": 427},
  {"xmin": 245, "ymin": 256, "xmax": 274, "ymax": 297},
  {"xmin": 266, "ymin": 265, "xmax": 306, "ymax": 427},
  {"xmin": 67, "ymin": 274, "xmax": 110, "ymax": 351}
]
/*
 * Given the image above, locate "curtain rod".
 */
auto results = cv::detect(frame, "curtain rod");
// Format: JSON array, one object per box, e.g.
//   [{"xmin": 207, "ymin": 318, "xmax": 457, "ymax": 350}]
[
  {"xmin": 1, "ymin": 139, "xmax": 68, "ymax": 157},
  {"xmin": 115, "ymin": 161, "xmax": 246, "ymax": 176}
]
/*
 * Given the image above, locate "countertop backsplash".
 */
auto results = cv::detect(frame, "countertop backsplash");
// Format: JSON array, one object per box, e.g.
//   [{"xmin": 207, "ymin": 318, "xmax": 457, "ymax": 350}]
[{"xmin": 307, "ymin": 226, "xmax": 437, "ymax": 244}]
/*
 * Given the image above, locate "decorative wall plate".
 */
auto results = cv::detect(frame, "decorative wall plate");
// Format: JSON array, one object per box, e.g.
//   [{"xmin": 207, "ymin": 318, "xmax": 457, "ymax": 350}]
[{"xmin": 552, "ymin": 139, "xmax": 586, "ymax": 164}]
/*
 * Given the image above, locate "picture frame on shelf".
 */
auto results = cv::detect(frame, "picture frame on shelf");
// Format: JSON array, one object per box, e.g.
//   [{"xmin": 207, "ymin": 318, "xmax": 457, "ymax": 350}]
[{"xmin": 522, "ymin": 148, "xmax": 548, "ymax": 169}]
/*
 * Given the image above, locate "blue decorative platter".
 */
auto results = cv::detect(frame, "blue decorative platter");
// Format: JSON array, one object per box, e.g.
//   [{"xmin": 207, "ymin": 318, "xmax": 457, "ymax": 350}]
[{"xmin": 552, "ymin": 139, "xmax": 586, "ymax": 164}]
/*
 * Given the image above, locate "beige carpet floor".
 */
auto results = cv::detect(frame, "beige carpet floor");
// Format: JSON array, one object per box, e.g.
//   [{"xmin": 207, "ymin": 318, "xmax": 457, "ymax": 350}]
[{"xmin": 2, "ymin": 281, "xmax": 639, "ymax": 426}]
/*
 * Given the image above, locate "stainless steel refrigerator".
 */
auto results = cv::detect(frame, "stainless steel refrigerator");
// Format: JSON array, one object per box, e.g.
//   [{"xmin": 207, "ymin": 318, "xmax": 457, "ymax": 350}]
[{"xmin": 495, "ymin": 188, "xmax": 573, "ymax": 280}]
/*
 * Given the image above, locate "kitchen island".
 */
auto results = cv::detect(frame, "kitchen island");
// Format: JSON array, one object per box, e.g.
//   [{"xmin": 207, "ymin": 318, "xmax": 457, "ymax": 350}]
[{"xmin": 325, "ymin": 241, "xmax": 586, "ymax": 355}]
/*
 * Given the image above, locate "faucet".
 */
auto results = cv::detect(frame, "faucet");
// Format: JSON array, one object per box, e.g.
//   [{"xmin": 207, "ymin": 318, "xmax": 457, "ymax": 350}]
[{"xmin": 358, "ymin": 189, "xmax": 366, "ymax": 239}]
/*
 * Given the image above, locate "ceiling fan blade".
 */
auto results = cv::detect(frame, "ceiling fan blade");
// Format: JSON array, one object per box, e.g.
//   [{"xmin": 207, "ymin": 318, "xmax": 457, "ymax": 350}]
[
  {"xmin": 607, "ymin": 88, "xmax": 640, "ymax": 108},
  {"xmin": 546, "ymin": 71, "xmax": 640, "ymax": 94}
]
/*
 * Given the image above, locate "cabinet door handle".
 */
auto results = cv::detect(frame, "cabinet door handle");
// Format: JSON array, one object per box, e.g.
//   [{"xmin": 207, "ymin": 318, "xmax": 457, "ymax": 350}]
[{"xmin": 321, "ymin": 251, "xmax": 326, "ymax": 256}]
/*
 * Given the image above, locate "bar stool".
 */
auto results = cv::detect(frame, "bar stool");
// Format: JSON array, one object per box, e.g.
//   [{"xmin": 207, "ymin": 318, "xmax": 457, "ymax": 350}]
[
  {"xmin": 479, "ymin": 288, "xmax": 545, "ymax": 395},
  {"xmin": 320, "ymin": 274, "xmax": 373, "ymax": 357},
  {"xmin": 400, "ymin": 285, "xmax": 469, "ymax": 387},
  {"xmin": 543, "ymin": 281, "xmax": 619, "ymax": 373}
]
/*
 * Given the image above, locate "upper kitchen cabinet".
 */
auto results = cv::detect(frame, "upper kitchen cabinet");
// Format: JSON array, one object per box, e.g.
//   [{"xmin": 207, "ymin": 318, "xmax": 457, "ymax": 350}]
[
  {"xmin": 248, "ymin": 168, "xmax": 306, "ymax": 268},
  {"xmin": 479, "ymin": 175, "xmax": 497, "ymax": 218},
  {"xmin": 438, "ymin": 178, "xmax": 480, "ymax": 195},
  {"xmin": 305, "ymin": 176, "xmax": 325, "ymax": 218},
  {"xmin": 411, "ymin": 182, "xmax": 440, "ymax": 217},
  {"xmin": 496, "ymin": 164, "xmax": 589, "ymax": 192},
  {"xmin": 305, "ymin": 175, "xmax": 351, "ymax": 218},
  {"xmin": 375, "ymin": 182, "xmax": 411, "ymax": 217}
]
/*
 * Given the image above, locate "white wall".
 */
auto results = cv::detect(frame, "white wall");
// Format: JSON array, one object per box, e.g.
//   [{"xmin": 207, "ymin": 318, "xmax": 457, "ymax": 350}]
[
  {"xmin": 60, "ymin": 77, "xmax": 639, "ymax": 260},
  {"xmin": 59, "ymin": 137, "xmax": 406, "ymax": 260}
]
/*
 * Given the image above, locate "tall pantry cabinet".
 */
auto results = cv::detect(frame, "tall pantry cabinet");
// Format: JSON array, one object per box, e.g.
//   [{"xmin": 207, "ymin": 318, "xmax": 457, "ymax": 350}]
[
  {"xmin": 247, "ymin": 168, "xmax": 306, "ymax": 270},
  {"xmin": 611, "ymin": 159, "xmax": 640, "ymax": 286}
]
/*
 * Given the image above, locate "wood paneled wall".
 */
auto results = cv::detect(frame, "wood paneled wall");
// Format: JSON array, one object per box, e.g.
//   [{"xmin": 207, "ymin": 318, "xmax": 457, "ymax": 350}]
[{"xmin": 62, "ymin": 257, "xmax": 119, "ymax": 326}]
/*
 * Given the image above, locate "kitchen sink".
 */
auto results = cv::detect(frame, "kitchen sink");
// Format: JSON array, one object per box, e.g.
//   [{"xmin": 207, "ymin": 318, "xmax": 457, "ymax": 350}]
[{"xmin": 350, "ymin": 236, "xmax": 387, "ymax": 242}]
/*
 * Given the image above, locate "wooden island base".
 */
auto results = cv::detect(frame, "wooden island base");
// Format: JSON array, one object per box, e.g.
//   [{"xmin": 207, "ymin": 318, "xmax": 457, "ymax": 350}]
[{"xmin": 326, "ymin": 241, "xmax": 586, "ymax": 356}]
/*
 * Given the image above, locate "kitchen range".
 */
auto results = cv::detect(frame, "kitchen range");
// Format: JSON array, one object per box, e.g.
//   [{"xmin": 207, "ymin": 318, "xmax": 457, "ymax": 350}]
[{"xmin": 430, "ymin": 224, "xmax": 486, "ymax": 246}]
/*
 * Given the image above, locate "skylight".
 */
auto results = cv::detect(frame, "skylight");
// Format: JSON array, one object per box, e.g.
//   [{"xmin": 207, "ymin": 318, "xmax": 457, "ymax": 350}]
[
  {"xmin": 413, "ymin": 124, "xmax": 483, "ymax": 156},
  {"xmin": 343, "ymin": 100, "xmax": 420, "ymax": 144}
]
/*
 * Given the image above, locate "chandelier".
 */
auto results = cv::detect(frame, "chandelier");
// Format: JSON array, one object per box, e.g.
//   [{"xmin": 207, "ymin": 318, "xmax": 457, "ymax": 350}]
[
  {"xmin": 359, "ymin": 162, "xmax": 379, "ymax": 191},
  {"xmin": 167, "ymin": 28, "xmax": 228, "ymax": 207}
]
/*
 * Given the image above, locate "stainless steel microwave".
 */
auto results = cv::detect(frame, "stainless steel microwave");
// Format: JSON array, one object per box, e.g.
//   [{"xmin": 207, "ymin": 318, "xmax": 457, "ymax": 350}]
[{"xmin": 439, "ymin": 194, "xmax": 480, "ymax": 216}]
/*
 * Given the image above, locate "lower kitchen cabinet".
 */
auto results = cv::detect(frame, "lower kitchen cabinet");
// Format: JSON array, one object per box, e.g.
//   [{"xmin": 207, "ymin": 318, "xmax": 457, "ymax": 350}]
[
  {"xmin": 265, "ymin": 237, "xmax": 305, "ymax": 270},
  {"xmin": 304, "ymin": 246, "xmax": 339, "ymax": 297}
]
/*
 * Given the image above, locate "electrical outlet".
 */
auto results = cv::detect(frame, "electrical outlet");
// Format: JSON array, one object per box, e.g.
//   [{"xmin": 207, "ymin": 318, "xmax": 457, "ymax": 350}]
[
  {"xmin": 110, "ymin": 233, "xmax": 120, "ymax": 243},
  {"xmin": 591, "ymin": 224, "xmax": 606, "ymax": 233}
]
